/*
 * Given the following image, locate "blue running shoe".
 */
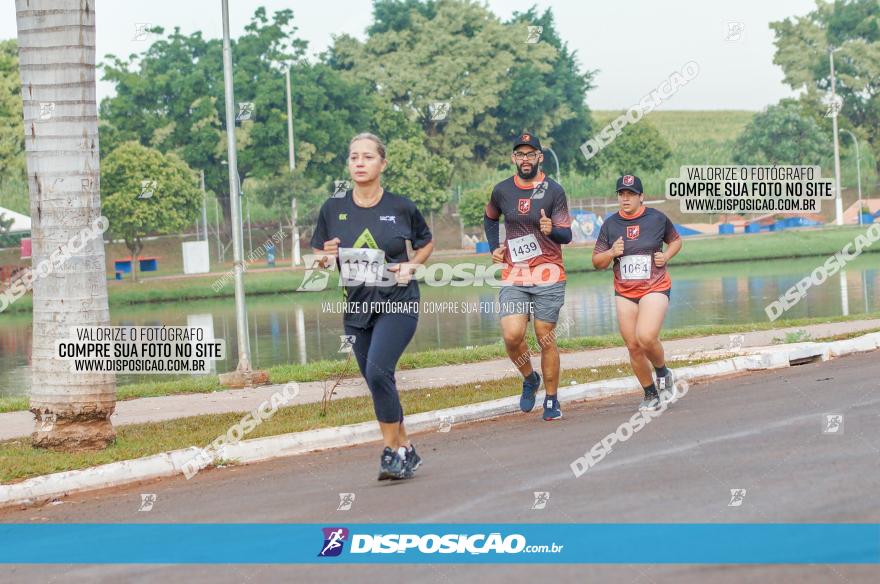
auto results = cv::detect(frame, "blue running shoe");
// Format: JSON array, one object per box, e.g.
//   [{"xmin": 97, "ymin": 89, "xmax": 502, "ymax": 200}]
[
  {"xmin": 520, "ymin": 372, "xmax": 541, "ymax": 412},
  {"xmin": 378, "ymin": 447, "xmax": 407, "ymax": 481},
  {"xmin": 543, "ymin": 395, "xmax": 562, "ymax": 420},
  {"xmin": 404, "ymin": 444, "xmax": 422, "ymax": 477}
]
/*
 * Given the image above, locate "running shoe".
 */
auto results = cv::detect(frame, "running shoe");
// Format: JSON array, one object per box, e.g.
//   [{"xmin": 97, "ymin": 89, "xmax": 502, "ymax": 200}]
[
  {"xmin": 542, "ymin": 395, "xmax": 562, "ymax": 421},
  {"xmin": 656, "ymin": 368, "xmax": 676, "ymax": 400},
  {"xmin": 404, "ymin": 444, "xmax": 422, "ymax": 476},
  {"xmin": 378, "ymin": 447, "xmax": 407, "ymax": 481},
  {"xmin": 638, "ymin": 396, "xmax": 661, "ymax": 412},
  {"xmin": 520, "ymin": 372, "xmax": 541, "ymax": 413}
]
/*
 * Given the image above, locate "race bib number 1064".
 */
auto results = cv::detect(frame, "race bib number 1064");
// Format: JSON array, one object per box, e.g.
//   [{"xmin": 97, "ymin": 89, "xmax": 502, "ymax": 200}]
[{"xmin": 619, "ymin": 254, "xmax": 651, "ymax": 280}]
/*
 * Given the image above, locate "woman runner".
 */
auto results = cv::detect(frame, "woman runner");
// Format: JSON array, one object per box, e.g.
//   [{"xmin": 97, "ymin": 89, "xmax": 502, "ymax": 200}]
[
  {"xmin": 592, "ymin": 174, "xmax": 682, "ymax": 411},
  {"xmin": 311, "ymin": 133, "xmax": 434, "ymax": 480}
]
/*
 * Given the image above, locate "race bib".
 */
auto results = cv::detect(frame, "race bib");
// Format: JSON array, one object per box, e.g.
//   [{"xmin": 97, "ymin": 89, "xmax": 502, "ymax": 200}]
[
  {"xmin": 508, "ymin": 234, "xmax": 542, "ymax": 263},
  {"xmin": 619, "ymin": 254, "xmax": 651, "ymax": 280},
  {"xmin": 338, "ymin": 248, "xmax": 385, "ymax": 284}
]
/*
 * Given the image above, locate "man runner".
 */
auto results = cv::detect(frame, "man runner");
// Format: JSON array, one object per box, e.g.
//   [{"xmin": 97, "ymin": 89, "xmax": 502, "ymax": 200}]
[
  {"xmin": 592, "ymin": 174, "xmax": 682, "ymax": 410},
  {"xmin": 483, "ymin": 133, "xmax": 572, "ymax": 420}
]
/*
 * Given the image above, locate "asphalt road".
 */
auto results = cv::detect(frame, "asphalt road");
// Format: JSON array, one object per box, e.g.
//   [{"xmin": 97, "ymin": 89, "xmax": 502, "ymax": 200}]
[{"xmin": 3, "ymin": 351, "xmax": 880, "ymax": 583}]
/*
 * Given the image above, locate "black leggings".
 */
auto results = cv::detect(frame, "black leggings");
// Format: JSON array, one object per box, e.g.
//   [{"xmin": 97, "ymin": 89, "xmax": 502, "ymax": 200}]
[{"xmin": 344, "ymin": 313, "xmax": 418, "ymax": 424}]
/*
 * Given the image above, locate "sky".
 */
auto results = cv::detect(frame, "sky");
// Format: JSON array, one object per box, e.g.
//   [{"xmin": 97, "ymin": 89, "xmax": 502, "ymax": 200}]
[{"xmin": 1, "ymin": 0, "xmax": 818, "ymax": 111}]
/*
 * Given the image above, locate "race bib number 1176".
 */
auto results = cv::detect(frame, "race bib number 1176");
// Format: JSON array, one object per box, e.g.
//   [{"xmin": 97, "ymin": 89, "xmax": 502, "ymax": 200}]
[{"xmin": 339, "ymin": 248, "xmax": 385, "ymax": 284}]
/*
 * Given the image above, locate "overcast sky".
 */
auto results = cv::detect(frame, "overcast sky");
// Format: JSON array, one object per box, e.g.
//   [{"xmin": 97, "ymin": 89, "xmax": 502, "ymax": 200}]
[{"xmin": 2, "ymin": 0, "xmax": 817, "ymax": 110}]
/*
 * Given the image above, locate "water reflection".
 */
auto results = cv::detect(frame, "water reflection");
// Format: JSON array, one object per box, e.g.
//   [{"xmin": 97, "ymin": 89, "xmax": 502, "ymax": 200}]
[{"xmin": 1, "ymin": 255, "xmax": 879, "ymax": 397}]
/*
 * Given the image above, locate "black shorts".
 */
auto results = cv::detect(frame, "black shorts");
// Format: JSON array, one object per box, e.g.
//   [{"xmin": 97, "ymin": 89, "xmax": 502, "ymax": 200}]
[{"xmin": 615, "ymin": 288, "xmax": 671, "ymax": 304}]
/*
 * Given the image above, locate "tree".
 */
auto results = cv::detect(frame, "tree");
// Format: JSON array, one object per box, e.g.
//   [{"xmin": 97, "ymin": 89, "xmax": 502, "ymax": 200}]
[
  {"xmin": 247, "ymin": 170, "xmax": 327, "ymax": 241},
  {"xmin": 383, "ymin": 136, "xmax": 453, "ymax": 214},
  {"xmin": 733, "ymin": 99, "xmax": 830, "ymax": 165},
  {"xmin": 500, "ymin": 7, "xmax": 597, "ymax": 174},
  {"xmin": 458, "ymin": 181, "xmax": 495, "ymax": 228},
  {"xmin": 770, "ymin": 0, "xmax": 880, "ymax": 173},
  {"xmin": 15, "ymin": 0, "xmax": 116, "ymax": 450},
  {"xmin": 102, "ymin": 143, "xmax": 202, "ymax": 281},
  {"xmin": 99, "ymin": 8, "xmax": 377, "ymax": 224},
  {"xmin": 596, "ymin": 120, "xmax": 672, "ymax": 175},
  {"xmin": 0, "ymin": 39, "xmax": 24, "ymax": 179},
  {"xmin": 330, "ymin": 0, "xmax": 559, "ymax": 169}
]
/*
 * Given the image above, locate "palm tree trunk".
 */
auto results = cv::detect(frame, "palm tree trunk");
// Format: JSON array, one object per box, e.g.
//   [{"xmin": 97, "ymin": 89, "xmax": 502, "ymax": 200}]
[{"xmin": 16, "ymin": 0, "xmax": 116, "ymax": 450}]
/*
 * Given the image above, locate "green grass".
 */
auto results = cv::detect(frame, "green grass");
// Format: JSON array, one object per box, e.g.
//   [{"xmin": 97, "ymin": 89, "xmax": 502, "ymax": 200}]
[
  {"xmin": 2, "ymin": 310, "xmax": 878, "ymax": 414},
  {"xmin": 813, "ymin": 327, "xmax": 880, "ymax": 342},
  {"xmin": 0, "ymin": 357, "xmax": 711, "ymax": 484}
]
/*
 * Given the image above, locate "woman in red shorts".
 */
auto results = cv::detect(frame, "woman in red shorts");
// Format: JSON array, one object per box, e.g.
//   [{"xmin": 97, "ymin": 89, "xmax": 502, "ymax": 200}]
[{"xmin": 592, "ymin": 174, "xmax": 683, "ymax": 411}]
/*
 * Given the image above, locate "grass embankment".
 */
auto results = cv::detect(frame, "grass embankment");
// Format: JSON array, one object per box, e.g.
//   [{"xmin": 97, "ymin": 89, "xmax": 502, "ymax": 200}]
[
  {"xmin": 1, "ymin": 311, "xmax": 878, "ymax": 414},
  {"xmin": 3, "ymin": 226, "xmax": 877, "ymax": 315},
  {"xmin": 0, "ymin": 357, "xmax": 714, "ymax": 484}
]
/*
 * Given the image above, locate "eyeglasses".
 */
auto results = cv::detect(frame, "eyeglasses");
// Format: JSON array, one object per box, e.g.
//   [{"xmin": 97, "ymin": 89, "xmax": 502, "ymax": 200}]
[{"xmin": 513, "ymin": 152, "xmax": 540, "ymax": 161}]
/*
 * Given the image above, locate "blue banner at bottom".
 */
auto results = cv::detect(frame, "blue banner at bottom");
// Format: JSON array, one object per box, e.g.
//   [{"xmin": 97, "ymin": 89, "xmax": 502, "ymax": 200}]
[{"xmin": 1, "ymin": 524, "xmax": 878, "ymax": 564}]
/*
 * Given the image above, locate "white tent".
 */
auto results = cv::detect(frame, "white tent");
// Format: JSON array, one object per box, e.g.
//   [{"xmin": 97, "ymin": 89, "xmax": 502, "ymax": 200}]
[{"xmin": 0, "ymin": 206, "xmax": 31, "ymax": 233}]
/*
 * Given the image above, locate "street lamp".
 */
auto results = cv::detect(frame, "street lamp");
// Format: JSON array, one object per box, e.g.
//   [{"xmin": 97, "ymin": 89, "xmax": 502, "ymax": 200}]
[
  {"xmin": 221, "ymin": 0, "xmax": 252, "ymax": 378},
  {"xmin": 543, "ymin": 147, "xmax": 560, "ymax": 181},
  {"xmin": 285, "ymin": 66, "xmax": 301, "ymax": 266},
  {"xmin": 840, "ymin": 129, "xmax": 863, "ymax": 226},
  {"xmin": 829, "ymin": 47, "xmax": 844, "ymax": 226}
]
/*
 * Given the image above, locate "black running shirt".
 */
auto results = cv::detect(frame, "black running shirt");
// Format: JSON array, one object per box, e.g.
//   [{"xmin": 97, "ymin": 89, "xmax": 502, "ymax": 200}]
[{"xmin": 311, "ymin": 190, "xmax": 432, "ymax": 327}]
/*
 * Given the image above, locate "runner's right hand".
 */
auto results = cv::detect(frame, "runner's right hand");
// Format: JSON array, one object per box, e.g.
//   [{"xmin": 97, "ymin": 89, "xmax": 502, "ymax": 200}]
[
  {"xmin": 491, "ymin": 242, "xmax": 506, "ymax": 264},
  {"xmin": 323, "ymin": 237, "xmax": 341, "ymax": 254},
  {"xmin": 611, "ymin": 236, "xmax": 625, "ymax": 257}
]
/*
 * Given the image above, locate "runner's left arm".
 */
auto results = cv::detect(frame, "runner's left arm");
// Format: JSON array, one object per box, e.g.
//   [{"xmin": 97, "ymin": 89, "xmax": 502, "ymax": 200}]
[
  {"xmin": 309, "ymin": 201, "xmax": 337, "ymax": 268},
  {"xmin": 661, "ymin": 215, "xmax": 682, "ymax": 262},
  {"xmin": 547, "ymin": 188, "xmax": 572, "ymax": 244},
  {"xmin": 389, "ymin": 201, "xmax": 435, "ymax": 284},
  {"xmin": 483, "ymin": 186, "xmax": 502, "ymax": 251}
]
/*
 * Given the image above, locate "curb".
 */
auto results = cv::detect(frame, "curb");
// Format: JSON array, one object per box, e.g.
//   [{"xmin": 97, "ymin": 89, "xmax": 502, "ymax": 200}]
[{"xmin": 2, "ymin": 333, "xmax": 878, "ymax": 508}]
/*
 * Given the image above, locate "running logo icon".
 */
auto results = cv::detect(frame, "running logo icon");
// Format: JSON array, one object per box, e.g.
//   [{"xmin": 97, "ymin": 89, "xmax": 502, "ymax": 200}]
[
  {"xmin": 531, "ymin": 181, "xmax": 547, "ymax": 200},
  {"xmin": 337, "ymin": 493, "xmax": 356, "ymax": 511},
  {"xmin": 822, "ymin": 414, "xmax": 844, "ymax": 434},
  {"xmin": 728, "ymin": 489, "xmax": 747, "ymax": 507},
  {"xmin": 532, "ymin": 491, "xmax": 550, "ymax": 510},
  {"xmin": 626, "ymin": 225, "xmax": 640, "ymax": 240},
  {"xmin": 318, "ymin": 527, "xmax": 349, "ymax": 557},
  {"xmin": 332, "ymin": 180, "xmax": 350, "ymax": 198},
  {"xmin": 298, "ymin": 254, "xmax": 334, "ymax": 292},
  {"xmin": 518, "ymin": 199, "xmax": 531, "ymax": 214},
  {"xmin": 338, "ymin": 335, "xmax": 356, "ymax": 353}
]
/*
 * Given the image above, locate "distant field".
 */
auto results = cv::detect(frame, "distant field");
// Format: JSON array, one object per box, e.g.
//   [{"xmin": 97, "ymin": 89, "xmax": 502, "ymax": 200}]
[{"xmin": 566, "ymin": 110, "xmax": 755, "ymax": 201}]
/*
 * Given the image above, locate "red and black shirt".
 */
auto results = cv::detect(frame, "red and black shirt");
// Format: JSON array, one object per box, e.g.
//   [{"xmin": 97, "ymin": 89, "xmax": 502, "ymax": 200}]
[
  {"xmin": 593, "ymin": 206, "xmax": 680, "ymax": 299},
  {"xmin": 486, "ymin": 172, "xmax": 571, "ymax": 285}
]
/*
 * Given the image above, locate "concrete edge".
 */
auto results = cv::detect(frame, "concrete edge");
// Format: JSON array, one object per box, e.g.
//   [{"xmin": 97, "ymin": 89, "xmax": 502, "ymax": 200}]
[{"xmin": 2, "ymin": 332, "xmax": 878, "ymax": 508}]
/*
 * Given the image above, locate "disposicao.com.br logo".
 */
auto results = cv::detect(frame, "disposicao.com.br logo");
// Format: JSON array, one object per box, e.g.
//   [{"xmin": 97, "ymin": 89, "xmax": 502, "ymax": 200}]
[{"xmin": 317, "ymin": 527, "xmax": 563, "ymax": 556}]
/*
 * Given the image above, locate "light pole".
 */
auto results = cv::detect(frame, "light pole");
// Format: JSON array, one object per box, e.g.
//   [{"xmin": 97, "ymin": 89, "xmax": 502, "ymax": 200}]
[
  {"xmin": 543, "ymin": 147, "xmax": 560, "ymax": 180},
  {"xmin": 840, "ymin": 129, "xmax": 863, "ymax": 225},
  {"xmin": 199, "ymin": 169, "xmax": 208, "ymax": 242},
  {"xmin": 285, "ymin": 67, "xmax": 301, "ymax": 266},
  {"xmin": 221, "ymin": 0, "xmax": 252, "ymax": 376},
  {"xmin": 829, "ymin": 48, "xmax": 844, "ymax": 226}
]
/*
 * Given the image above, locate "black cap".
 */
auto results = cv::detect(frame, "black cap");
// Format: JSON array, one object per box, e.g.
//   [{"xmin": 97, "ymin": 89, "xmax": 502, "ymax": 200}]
[
  {"xmin": 513, "ymin": 132, "xmax": 542, "ymax": 151},
  {"xmin": 616, "ymin": 174, "xmax": 643, "ymax": 194}
]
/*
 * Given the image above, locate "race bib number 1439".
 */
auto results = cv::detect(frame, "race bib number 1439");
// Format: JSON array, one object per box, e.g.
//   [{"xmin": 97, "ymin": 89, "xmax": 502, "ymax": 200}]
[{"xmin": 507, "ymin": 234, "xmax": 542, "ymax": 263}]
